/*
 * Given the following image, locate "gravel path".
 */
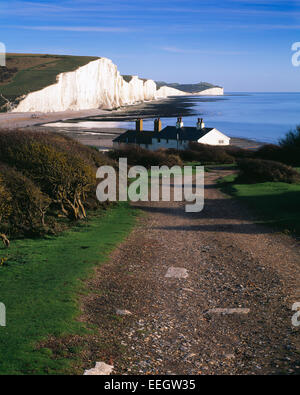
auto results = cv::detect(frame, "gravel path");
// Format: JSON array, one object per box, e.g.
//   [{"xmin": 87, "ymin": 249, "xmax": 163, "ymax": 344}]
[{"xmin": 82, "ymin": 169, "xmax": 300, "ymax": 375}]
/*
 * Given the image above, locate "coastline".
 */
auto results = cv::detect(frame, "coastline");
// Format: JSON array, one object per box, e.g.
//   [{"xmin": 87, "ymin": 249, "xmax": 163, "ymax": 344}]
[
  {"xmin": 0, "ymin": 96, "xmax": 265, "ymax": 150},
  {"xmin": 0, "ymin": 96, "xmax": 194, "ymax": 128},
  {"xmin": 0, "ymin": 108, "xmax": 110, "ymax": 130}
]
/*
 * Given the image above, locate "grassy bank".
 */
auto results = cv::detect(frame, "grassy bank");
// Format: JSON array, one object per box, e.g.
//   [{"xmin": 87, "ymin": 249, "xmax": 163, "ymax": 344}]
[
  {"xmin": 0, "ymin": 203, "xmax": 138, "ymax": 375},
  {"xmin": 219, "ymin": 174, "xmax": 300, "ymax": 237}
]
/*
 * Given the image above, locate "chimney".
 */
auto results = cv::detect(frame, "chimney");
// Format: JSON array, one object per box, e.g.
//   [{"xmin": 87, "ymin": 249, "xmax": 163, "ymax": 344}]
[
  {"xmin": 136, "ymin": 118, "xmax": 143, "ymax": 132},
  {"xmin": 154, "ymin": 118, "xmax": 162, "ymax": 132},
  {"xmin": 176, "ymin": 117, "xmax": 184, "ymax": 129},
  {"xmin": 197, "ymin": 118, "xmax": 205, "ymax": 130}
]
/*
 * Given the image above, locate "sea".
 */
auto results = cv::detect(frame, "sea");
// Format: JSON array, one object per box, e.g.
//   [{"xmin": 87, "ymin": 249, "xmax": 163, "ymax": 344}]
[
  {"xmin": 47, "ymin": 92, "xmax": 300, "ymax": 144},
  {"xmin": 140, "ymin": 92, "xmax": 300, "ymax": 144}
]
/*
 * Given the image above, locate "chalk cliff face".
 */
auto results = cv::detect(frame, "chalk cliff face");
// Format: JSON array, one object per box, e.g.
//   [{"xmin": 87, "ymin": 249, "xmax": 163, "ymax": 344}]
[
  {"xmin": 13, "ymin": 58, "xmax": 186, "ymax": 113},
  {"xmin": 156, "ymin": 86, "xmax": 188, "ymax": 98},
  {"xmin": 195, "ymin": 87, "xmax": 224, "ymax": 96}
]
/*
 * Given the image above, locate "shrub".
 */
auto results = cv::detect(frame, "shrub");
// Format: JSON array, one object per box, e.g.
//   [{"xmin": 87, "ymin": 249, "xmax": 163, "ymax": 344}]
[
  {"xmin": 108, "ymin": 146, "xmax": 183, "ymax": 168},
  {"xmin": 0, "ymin": 130, "xmax": 97, "ymax": 219},
  {"xmin": 0, "ymin": 164, "xmax": 51, "ymax": 237},
  {"xmin": 237, "ymin": 158, "xmax": 300, "ymax": 184},
  {"xmin": 0, "ymin": 174, "xmax": 12, "ymax": 233},
  {"xmin": 255, "ymin": 144, "xmax": 282, "ymax": 162},
  {"xmin": 225, "ymin": 146, "xmax": 253, "ymax": 159},
  {"xmin": 279, "ymin": 125, "xmax": 300, "ymax": 148},
  {"xmin": 255, "ymin": 143, "xmax": 300, "ymax": 167},
  {"xmin": 185, "ymin": 143, "xmax": 235, "ymax": 164},
  {"xmin": 264, "ymin": 126, "xmax": 300, "ymax": 166},
  {"xmin": 40, "ymin": 133, "xmax": 116, "ymax": 168}
]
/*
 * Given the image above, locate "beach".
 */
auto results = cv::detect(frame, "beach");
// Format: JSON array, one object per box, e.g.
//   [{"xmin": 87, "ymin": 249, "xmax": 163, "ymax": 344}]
[{"xmin": 0, "ymin": 96, "xmax": 265, "ymax": 150}]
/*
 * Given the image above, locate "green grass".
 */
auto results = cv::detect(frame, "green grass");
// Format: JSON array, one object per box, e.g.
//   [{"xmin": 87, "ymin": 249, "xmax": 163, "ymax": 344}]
[
  {"xmin": 0, "ymin": 54, "xmax": 98, "ymax": 105},
  {"xmin": 184, "ymin": 162, "xmax": 237, "ymax": 174},
  {"xmin": 219, "ymin": 174, "xmax": 300, "ymax": 236},
  {"xmin": 0, "ymin": 203, "xmax": 138, "ymax": 375}
]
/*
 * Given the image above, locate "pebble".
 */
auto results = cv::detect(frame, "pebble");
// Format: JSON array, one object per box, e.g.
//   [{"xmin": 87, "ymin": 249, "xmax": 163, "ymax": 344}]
[
  {"xmin": 116, "ymin": 309, "xmax": 133, "ymax": 316},
  {"xmin": 84, "ymin": 362, "xmax": 114, "ymax": 376},
  {"xmin": 165, "ymin": 267, "xmax": 189, "ymax": 279},
  {"xmin": 205, "ymin": 308, "xmax": 250, "ymax": 315}
]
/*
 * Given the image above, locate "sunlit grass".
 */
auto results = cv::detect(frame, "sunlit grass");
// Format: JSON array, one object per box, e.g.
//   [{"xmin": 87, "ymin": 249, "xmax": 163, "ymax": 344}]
[{"xmin": 0, "ymin": 203, "xmax": 138, "ymax": 374}]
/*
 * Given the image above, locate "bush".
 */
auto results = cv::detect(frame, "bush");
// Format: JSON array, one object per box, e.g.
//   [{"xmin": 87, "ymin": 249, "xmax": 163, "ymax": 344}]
[
  {"xmin": 255, "ymin": 143, "xmax": 300, "ymax": 167},
  {"xmin": 225, "ymin": 146, "xmax": 253, "ymax": 159},
  {"xmin": 108, "ymin": 146, "xmax": 183, "ymax": 168},
  {"xmin": 237, "ymin": 158, "xmax": 300, "ymax": 184},
  {"xmin": 0, "ymin": 129, "xmax": 118, "ymax": 243},
  {"xmin": 0, "ymin": 130, "xmax": 99, "ymax": 219},
  {"xmin": 184, "ymin": 143, "xmax": 235, "ymax": 164},
  {"xmin": 255, "ymin": 144, "xmax": 282, "ymax": 162},
  {"xmin": 252, "ymin": 127, "xmax": 300, "ymax": 167},
  {"xmin": 41, "ymin": 133, "xmax": 116, "ymax": 168},
  {"xmin": 0, "ymin": 164, "xmax": 51, "ymax": 237},
  {"xmin": 279, "ymin": 125, "xmax": 300, "ymax": 148}
]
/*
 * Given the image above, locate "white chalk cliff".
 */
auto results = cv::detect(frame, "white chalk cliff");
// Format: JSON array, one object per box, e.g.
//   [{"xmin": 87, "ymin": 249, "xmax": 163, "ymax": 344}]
[
  {"xmin": 195, "ymin": 87, "xmax": 224, "ymax": 96},
  {"xmin": 13, "ymin": 58, "xmax": 188, "ymax": 113},
  {"xmin": 156, "ymin": 86, "xmax": 187, "ymax": 98}
]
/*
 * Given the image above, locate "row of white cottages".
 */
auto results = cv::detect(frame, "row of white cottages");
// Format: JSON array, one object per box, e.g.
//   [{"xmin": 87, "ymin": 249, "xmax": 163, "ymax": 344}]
[{"xmin": 113, "ymin": 118, "xmax": 230, "ymax": 150}]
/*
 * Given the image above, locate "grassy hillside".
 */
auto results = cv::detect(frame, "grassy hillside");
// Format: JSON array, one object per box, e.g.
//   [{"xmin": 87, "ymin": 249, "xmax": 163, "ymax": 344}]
[{"xmin": 0, "ymin": 54, "xmax": 98, "ymax": 110}]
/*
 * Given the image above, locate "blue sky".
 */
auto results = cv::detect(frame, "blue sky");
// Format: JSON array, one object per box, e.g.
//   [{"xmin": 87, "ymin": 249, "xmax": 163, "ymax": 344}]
[{"xmin": 1, "ymin": 0, "xmax": 300, "ymax": 91}]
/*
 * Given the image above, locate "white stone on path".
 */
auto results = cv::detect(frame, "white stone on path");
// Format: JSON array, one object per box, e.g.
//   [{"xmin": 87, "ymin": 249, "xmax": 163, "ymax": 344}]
[
  {"xmin": 84, "ymin": 362, "xmax": 114, "ymax": 376},
  {"xmin": 165, "ymin": 267, "xmax": 189, "ymax": 279},
  {"xmin": 205, "ymin": 308, "xmax": 250, "ymax": 315},
  {"xmin": 182, "ymin": 288, "xmax": 195, "ymax": 293},
  {"xmin": 116, "ymin": 309, "xmax": 132, "ymax": 316}
]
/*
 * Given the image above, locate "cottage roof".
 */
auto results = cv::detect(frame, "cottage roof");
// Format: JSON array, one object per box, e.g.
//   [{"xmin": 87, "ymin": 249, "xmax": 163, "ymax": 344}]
[{"xmin": 113, "ymin": 126, "xmax": 215, "ymax": 144}]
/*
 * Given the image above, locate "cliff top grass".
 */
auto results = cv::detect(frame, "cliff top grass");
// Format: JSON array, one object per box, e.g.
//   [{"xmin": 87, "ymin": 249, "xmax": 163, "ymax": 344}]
[{"xmin": 0, "ymin": 53, "xmax": 99, "ymax": 106}]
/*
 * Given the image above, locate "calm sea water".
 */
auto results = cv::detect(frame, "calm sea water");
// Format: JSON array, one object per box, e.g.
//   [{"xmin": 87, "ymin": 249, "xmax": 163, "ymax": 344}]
[
  {"xmin": 141, "ymin": 92, "xmax": 300, "ymax": 144},
  {"xmin": 50, "ymin": 92, "xmax": 300, "ymax": 144},
  {"xmin": 189, "ymin": 92, "xmax": 300, "ymax": 144}
]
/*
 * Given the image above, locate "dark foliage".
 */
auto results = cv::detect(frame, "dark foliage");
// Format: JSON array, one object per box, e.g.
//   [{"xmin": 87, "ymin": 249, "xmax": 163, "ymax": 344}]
[
  {"xmin": 0, "ymin": 66, "xmax": 18, "ymax": 83},
  {"xmin": 224, "ymin": 146, "xmax": 254, "ymax": 159},
  {"xmin": 176, "ymin": 142, "xmax": 235, "ymax": 164},
  {"xmin": 107, "ymin": 146, "xmax": 183, "ymax": 168},
  {"xmin": 0, "ymin": 129, "xmax": 115, "ymax": 242},
  {"xmin": 237, "ymin": 158, "xmax": 300, "ymax": 184},
  {"xmin": 0, "ymin": 164, "xmax": 51, "ymax": 237},
  {"xmin": 255, "ymin": 144, "xmax": 283, "ymax": 162},
  {"xmin": 279, "ymin": 125, "xmax": 300, "ymax": 148}
]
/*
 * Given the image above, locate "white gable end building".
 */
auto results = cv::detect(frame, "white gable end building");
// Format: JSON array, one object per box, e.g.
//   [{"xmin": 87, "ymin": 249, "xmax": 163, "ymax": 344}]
[{"xmin": 113, "ymin": 118, "xmax": 230, "ymax": 150}]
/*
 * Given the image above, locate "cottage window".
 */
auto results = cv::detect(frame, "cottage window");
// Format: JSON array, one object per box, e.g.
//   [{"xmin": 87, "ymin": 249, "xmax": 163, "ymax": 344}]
[{"xmin": 219, "ymin": 140, "xmax": 224, "ymax": 144}]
